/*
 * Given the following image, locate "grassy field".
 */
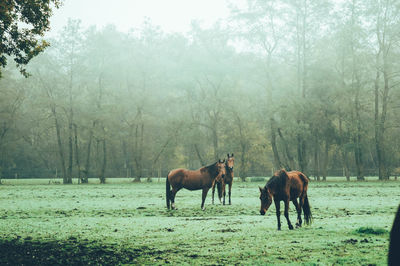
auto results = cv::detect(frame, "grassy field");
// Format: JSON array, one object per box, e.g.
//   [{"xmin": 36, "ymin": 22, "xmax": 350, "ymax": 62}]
[{"xmin": 0, "ymin": 178, "xmax": 398, "ymax": 265}]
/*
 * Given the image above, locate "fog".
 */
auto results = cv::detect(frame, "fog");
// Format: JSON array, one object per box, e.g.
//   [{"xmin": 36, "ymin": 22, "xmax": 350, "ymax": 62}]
[
  {"xmin": 47, "ymin": 0, "xmax": 232, "ymax": 35},
  {"xmin": 1, "ymin": 0, "xmax": 400, "ymax": 183}
]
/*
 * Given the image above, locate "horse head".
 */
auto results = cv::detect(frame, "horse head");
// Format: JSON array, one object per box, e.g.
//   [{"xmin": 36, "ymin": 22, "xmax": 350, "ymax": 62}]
[
  {"xmin": 216, "ymin": 159, "xmax": 226, "ymax": 182},
  {"xmin": 226, "ymin": 153, "xmax": 234, "ymax": 172},
  {"xmin": 259, "ymin": 186, "xmax": 273, "ymax": 215}
]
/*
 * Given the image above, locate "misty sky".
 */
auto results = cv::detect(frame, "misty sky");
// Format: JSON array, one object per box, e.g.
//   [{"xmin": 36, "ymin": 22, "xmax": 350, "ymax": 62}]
[{"xmin": 48, "ymin": 0, "xmax": 237, "ymax": 35}]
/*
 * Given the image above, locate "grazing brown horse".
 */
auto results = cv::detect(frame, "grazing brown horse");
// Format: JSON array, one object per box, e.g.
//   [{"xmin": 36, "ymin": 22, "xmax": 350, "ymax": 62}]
[
  {"xmin": 166, "ymin": 160, "xmax": 226, "ymax": 210},
  {"xmin": 259, "ymin": 169, "xmax": 312, "ymax": 230},
  {"xmin": 212, "ymin": 153, "xmax": 234, "ymax": 205}
]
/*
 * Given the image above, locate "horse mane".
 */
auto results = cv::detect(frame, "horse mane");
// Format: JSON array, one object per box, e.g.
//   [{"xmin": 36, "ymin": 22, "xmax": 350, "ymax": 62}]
[
  {"xmin": 201, "ymin": 162, "xmax": 218, "ymax": 176},
  {"xmin": 265, "ymin": 175, "xmax": 279, "ymax": 189},
  {"xmin": 265, "ymin": 169, "xmax": 288, "ymax": 189}
]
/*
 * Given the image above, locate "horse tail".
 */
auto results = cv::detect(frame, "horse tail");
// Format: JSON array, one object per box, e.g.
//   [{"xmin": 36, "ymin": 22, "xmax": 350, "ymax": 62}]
[
  {"xmin": 217, "ymin": 181, "xmax": 222, "ymax": 199},
  {"xmin": 299, "ymin": 172, "xmax": 310, "ymax": 183},
  {"xmin": 166, "ymin": 173, "xmax": 171, "ymax": 209},
  {"xmin": 303, "ymin": 194, "xmax": 312, "ymax": 225},
  {"xmin": 299, "ymin": 172, "xmax": 312, "ymax": 225}
]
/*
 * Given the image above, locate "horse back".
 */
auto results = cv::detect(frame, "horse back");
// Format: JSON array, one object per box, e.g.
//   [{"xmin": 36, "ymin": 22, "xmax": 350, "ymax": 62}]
[
  {"xmin": 168, "ymin": 168, "xmax": 212, "ymax": 190},
  {"xmin": 287, "ymin": 171, "xmax": 308, "ymax": 198},
  {"xmin": 168, "ymin": 168, "xmax": 186, "ymax": 184}
]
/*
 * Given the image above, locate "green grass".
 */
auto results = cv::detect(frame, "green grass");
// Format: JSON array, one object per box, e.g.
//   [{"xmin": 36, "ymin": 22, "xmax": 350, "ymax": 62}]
[
  {"xmin": 355, "ymin": 227, "xmax": 388, "ymax": 235},
  {"xmin": 0, "ymin": 179, "xmax": 398, "ymax": 265}
]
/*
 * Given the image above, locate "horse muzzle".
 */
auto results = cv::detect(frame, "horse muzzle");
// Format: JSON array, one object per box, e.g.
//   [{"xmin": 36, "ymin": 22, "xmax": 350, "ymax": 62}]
[{"xmin": 260, "ymin": 210, "xmax": 266, "ymax": 215}]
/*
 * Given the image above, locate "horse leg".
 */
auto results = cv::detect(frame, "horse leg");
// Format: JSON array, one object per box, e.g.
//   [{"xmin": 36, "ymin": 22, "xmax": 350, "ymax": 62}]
[
  {"xmin": 201, "ymin": 187, "xmax": 210, "ymax": 210},
  {"xmin": 212, "ymin": 181, "xmax": 216, "ymax": 205},
  {"xmin": 274, "ymin": 199, "xmax": 281, "ymax": 230},
  {"xmin": 228, "ymin": 182, "xmax": 232, "ymax": 205},
  {"xmin": 222, "ymin": 181, "xmax": 226, "ymax": 205},
  {"xmin": 292, "ymin": 198, "xmax": 302, "ymax": 228},
  {"xmin": 284, "ymin": 199, "xmax": 294, "ymax": 230},
  {"xmin": 170, "ymin": 187, "xmax": 180, "ymax": 210},
  {"xmin": 218, "ymin": 181, "xmax": 222, "ymax": 204}
]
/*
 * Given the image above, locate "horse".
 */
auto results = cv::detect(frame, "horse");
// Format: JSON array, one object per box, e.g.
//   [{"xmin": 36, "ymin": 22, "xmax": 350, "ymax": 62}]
[
  {"xmin": 212, "ymin": 153, "xmax": 234, "ymax": 205},
  {"xmin": 166, "ymin": 160, "xmax": 226, "ymax": 210},
  {"xmin": 259, "ymin": 169, "xmax": 312, "ymax": 230},
  {"xmin": 389, "ymin": 204, "xmax": 400, "ymax": 266}
]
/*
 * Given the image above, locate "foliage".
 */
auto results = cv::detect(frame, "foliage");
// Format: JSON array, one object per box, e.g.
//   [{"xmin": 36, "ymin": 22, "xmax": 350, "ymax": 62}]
[
  {"xmin": 1, "ymin": 1, "xmax": 400, "ymax": 181},
  {"xmin": 0, "ymin": 0, "xmax": 61, "ymax": 77},
  {"xmin": 355, "ymin": 227, "xmax": 388, "ymax": 235}
]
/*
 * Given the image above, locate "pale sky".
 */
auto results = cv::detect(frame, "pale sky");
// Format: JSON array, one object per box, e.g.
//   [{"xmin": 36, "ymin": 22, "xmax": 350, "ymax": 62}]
[{"xmin": 48, "ymin": 0, "xmax": 234, "ymax": 36}]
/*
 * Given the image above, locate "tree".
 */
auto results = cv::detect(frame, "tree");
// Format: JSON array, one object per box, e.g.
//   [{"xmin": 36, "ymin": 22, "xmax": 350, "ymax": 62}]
[
  {"xmin": 0, "ymin": 0, "xmax": 61, "ymax": 77},
  {"xmin": 368, "ymin": 0, "xmax": 400, "ymax": 180},
  {"xmin": 229, "ymin": 0, "xmax": 286, "ymax": 171}
]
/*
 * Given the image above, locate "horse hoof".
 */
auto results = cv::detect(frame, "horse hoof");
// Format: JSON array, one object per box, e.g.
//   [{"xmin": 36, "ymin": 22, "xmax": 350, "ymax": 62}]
[
  {"xmin": 277, "ymin": 228, "xmax": 281, "ymax": 231},
  {"xmin": 289, "ymin": 225, "xmax": 294, "ymax": 230}
]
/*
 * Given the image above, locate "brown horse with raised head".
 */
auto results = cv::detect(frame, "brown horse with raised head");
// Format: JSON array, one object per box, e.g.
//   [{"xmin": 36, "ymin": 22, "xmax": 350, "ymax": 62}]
[
  {"xmin": 212, "ymin": 153, "xmax": 235, "ymax": 205},
  {"xmin": 259, "ymin": 169, "xmax": 312, "ymax": 230},
  {"xmin": 166, "ymin": 160, "xmax": 226, "ymax": 210}
]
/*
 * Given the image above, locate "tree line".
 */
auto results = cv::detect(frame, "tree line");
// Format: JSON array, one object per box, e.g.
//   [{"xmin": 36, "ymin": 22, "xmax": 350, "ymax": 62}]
[{"xmin": 0, "ymin": 0, "xmax": 399, "ymax": 183}]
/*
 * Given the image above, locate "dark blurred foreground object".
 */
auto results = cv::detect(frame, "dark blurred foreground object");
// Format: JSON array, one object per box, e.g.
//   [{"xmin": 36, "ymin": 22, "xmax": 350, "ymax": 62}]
[
  {"xmin": 0, "ymin": 0, "xmax": 62, "ymax": 78},
  {"xmin": 389, "ymin": 205, "xmax": 400, "ymax": 266}
]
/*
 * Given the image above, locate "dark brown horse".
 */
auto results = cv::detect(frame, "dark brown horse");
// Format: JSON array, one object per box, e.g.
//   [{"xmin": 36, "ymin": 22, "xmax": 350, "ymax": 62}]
[
  {"xmin": 389, "ymin": 204, "xmax": 400, "ymax": 266},
  {"xmin": 212, "ymin": 153, "xmax": 234, "ymax": 205},
  {"xmin": 259, "ymin": 169, "xmax": 312, "ymax": 230},
  {"xmin": 166, "ymin": 160, "xmax": 226, "ymax": 210}
]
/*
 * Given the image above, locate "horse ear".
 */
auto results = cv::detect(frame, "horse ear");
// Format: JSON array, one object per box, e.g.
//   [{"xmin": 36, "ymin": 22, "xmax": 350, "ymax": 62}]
[
  {"xmin": 279, "ymin": 169, "xmax": 288, "ymax": 178},
  {"xmin": 231, "ymin": 153, "xmax": 234, "ymax": 157},
  {"xmin": 259, "ymin": 186, "xmax": 263, "ymax": 193},
  {"xmin": 227, "ymin": 153, "xmax": 230, "ymax": 158}
]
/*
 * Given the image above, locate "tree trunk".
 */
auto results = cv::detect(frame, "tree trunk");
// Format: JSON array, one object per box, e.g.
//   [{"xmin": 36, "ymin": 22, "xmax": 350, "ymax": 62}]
[
  {"xmin": 122, "ymin": 140, "xmax": 131, "ymax": 178},
  {"xmin": 82, "ymin": 121, "xmax": 95, "ymax": 183},
  {"xmin": 212, "ymin": 126, "xmax": 219, "ymax": 161},
  {"xmin": 270, "ymin": 118, "xmax": 283, "ymax": 170},
  {"xmin": 99, "ymin": 139, "xmax": 106, "ymax": 184},
  {"xmin": 67, "ymin": 119, "xmax": 73, "ymax": 184},
  {"xmin": 338, "ymin": 115, "xmax": 350, "ymax": 181},
  {"xmin": 374, "ymin": 58, "xmax": 384, "ymax": 180},
  {"xmin": 297, "ymin": 132, "xmax": 307, "ymax": 173},
  {"xmin": 236, "ymin": 114, "xmax": 248, "ymax": 181},
  {"xmin": 313, "ymin": 131, "xmax": 320, "ymax": 181},
  {"xmin": 375, "ymin": 45, "xmax": 390, "ymax": 180},
  {"xmin": 277, "ymin": 128, "xmax": 294, "ymax": 170},
  {"xmin": 239, "ymin": 145, "xmax": 247, "ymax": 182},
  {"xmin": 51, "ymin": 106, "xmax": 67, "ymax": 184},
  {"xmin": 379, "ymin": 68, "xmax": 389, "ymax": 180},
  {"xmin": 354, "ymin": 89, "xmax": 364, "ymax": 181},
  {"xmin": 73, "ymin": 124, "xmax": 81, "ymax": 183},
  {"xmin": 133, "ymin": 123, "xmax": 144, "ymax": 182},
  {"xmin": 321, "ymin": 140, "xmax": 329, "ymax": 181},
  {"xmin": 194, "ymin": 144, "xmax": 206, "ymax": 166}
]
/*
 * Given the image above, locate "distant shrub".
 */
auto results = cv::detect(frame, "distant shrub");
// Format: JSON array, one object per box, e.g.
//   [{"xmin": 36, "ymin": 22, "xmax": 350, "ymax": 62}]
[
  {"xmin": 393, "ymin": 167, "xmax": 400, "ymax": 175},
  {"xmin": 249, "ymin": 177, "xmax": 266, "ymax": 182},
  {"xmin": 355, "ymin": 227, "xmax": 388, "ymax": 235}
]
